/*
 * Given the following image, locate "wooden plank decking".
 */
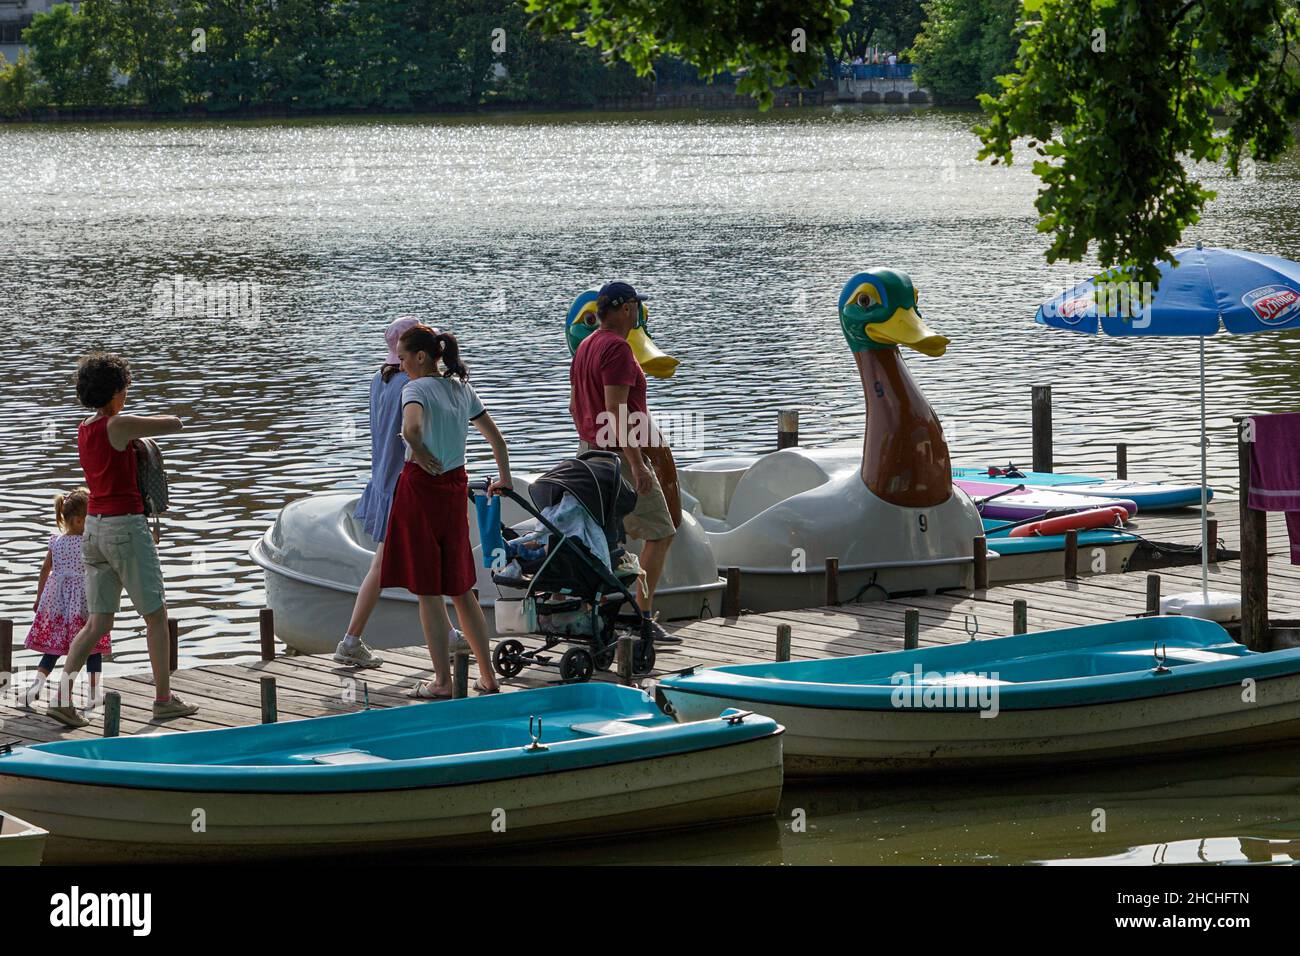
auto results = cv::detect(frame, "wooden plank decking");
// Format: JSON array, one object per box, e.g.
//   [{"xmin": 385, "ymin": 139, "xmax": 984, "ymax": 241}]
[{"xmin": 2, "ymin": 500, "xmax": 1296, "ymax": 748}]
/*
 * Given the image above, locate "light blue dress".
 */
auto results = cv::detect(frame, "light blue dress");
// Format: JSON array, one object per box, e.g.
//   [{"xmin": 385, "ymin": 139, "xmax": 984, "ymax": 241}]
[{"xmin": 353, "ymin": 368, "xmax": 409, "ymax": 542}]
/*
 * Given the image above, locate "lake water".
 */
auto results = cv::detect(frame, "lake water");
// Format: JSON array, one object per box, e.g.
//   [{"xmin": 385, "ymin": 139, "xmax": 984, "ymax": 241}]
[{"xmin": 2, "ymin": 107, "xmax": 1299, "ymax": 865}]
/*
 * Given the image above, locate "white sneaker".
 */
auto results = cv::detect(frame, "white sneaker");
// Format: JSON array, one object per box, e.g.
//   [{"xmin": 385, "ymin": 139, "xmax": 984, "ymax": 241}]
[
  {"xmin": 153, "ymin": 694, "xmax": 199, "ymax": 720},
  {"xmin": 334, "ymin": 639, "xmax": 384, "ymax": 668}
]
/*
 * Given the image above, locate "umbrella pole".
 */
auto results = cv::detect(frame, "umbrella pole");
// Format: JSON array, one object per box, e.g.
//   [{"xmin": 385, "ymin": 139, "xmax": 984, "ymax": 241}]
[{"xmin": 1200, "ymin": 336, "xmax": 1210, "ymax": 601}]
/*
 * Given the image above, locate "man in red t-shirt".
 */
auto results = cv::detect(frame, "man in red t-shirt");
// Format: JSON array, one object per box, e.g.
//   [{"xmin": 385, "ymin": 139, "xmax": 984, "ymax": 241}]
[{"xmin": 570, "ymin": 281, "xmax": 679, "ymax": 644}]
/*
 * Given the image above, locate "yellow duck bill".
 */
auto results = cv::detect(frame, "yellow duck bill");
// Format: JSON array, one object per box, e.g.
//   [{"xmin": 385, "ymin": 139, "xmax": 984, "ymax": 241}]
[
  {"xmin": 628, "ymin": 326, "xmax": 679, "ymax": 378},
  {"xmin": 866, "ymin": 307, "xmax": 949, "ymax": 357}
]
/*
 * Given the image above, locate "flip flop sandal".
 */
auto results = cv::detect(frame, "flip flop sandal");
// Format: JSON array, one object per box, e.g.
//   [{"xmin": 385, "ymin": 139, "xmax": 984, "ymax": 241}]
[
  {"xmin": 473, "ymin": 680, "xmax": 501, "ymax": 695},
  {"xmin": 407, "ymin": 681, "xmax": 452, "ymax": 700}
]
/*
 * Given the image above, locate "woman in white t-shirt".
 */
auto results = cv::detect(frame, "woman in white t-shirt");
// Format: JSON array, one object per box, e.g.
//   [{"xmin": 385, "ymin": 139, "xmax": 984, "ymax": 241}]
[{"xmin": 379, "ymin": 324, "xmax": 512, "ymax": 698}]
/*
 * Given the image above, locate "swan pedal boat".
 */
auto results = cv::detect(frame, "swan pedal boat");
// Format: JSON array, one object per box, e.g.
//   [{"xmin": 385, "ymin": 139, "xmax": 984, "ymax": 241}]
[
  {"xmin": 679, "ymin": 446, "xmax": 1140, "ymax": 600},
  {"xmin": 657, "ymin": 616, "xmax": 1300, "ymax": 776},
  {"xmin": 0, "ymin": 809, "xmax": 47, "ymax": 866},
  {"xmin": 0, "ymin": 685, "xmax": 782, "ymax": 863}
]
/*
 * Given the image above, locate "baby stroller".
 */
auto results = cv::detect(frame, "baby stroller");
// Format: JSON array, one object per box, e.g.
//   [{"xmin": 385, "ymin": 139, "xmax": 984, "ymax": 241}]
[{"xmin": 485, "ymin": 450, "xmax": 657, "ymax": 683}]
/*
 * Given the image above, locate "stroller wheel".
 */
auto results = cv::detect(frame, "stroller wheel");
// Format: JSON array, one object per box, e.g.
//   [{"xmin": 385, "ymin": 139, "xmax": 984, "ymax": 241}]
[
  {"xmin": 633, "ymin": 639, "xmax": 656, "ymax": 675},
  {"xmin": 493, "ymin": 639, "xmax": 526, "ymax": 679},
  {"xmin": 592, "ymin": 645, "xmax": 616, "ymax": 671},
  {"xmin": 558, "ymin": 647, "xmax": 595, "ymax": 684}
]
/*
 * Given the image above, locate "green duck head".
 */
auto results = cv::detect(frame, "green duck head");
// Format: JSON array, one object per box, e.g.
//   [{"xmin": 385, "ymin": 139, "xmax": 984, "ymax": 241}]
[
  {"xmin": 565, "ymin": 290, "xmax": 678, "ymax": 377},
  {"xmin": 838, "ymin": 269, "xmax": 949, "ymax": 357}
]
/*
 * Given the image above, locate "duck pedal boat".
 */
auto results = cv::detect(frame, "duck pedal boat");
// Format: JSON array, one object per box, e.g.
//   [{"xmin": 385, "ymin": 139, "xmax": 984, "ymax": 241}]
[
  {"xmin": 0, "ymin": 685, "xmax": 783, "ymax": 863},
  {"xmin": 657, "ymin": 616, "xmax": 1300, "ymax": 777}
]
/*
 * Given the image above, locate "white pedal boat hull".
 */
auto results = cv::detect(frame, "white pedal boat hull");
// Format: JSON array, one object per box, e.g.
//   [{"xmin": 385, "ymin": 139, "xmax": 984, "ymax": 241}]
[{"xmin": 251, "ymin": 484, "xmax": 725, "ymax": 655}]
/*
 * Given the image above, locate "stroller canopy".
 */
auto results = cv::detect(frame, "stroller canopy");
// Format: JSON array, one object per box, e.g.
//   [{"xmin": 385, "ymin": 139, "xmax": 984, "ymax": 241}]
[{"xmin": 530, "ymin": 451, "xmax": 637, "ymax": 543}]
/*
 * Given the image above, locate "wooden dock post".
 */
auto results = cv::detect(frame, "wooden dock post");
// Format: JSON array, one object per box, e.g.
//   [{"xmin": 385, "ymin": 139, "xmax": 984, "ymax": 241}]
[
  {"xmin": 775, "ymin": 623, "xmax": 792, "ymax": 662},
  {"xmin": 103, "ymin": 691, "xmax": 121, "ymax": 737},
  {"xmin": 1239, "ymin": 418, "xmax": 1269, "ymax": 650},
  {"xmin": 259, "ymin": 608, "xmax": 276, "ymax": 661},
  {"xmin": 904, "ymin": 609, "xmax": 919, "ymax": 650},
  {"xmin": 453, "ymin": 650, "xmax": 469, "ymax": 699},
  {"xmin": 168, "ymin": 618, "xmax": 179, "ymax": 673},
  {"xmin": 972, "ymin": 536, "xmax": 988, "ymax": 591},
  {"xmin": 777, "ymin": 409, "xmax": 800, "ymax": 449},
  {"xmin": 1013, "ymin": 599, "xmax": 1027, "ymax": 635},
  {"xmin": 0, "ymin": 618, "xmax": 12, "ymax": 677},
  {"xmin": 1146, "ymin": 573, "xmax": 1161, "ymax": 616},
  {"xmin": 616, "ymin": 635, "xmax": 635, "ymax": 686},
  {"xmin": 1032, "ymin": 384, "xmax": 1053, "ymax": 473},
  {"xmin": 260, "ymin": 676, "xmax": 277, "ymax": 723},
  {"xmin": 1116, "ymin": 443, "xmax": 1128, "ymax": 480},
  {"xmin": 1063, "ymin": 530, "xmax": 1078, "ymax": 579},
  {"xmin": 724, "ymin": 567, "xmax": 741, "ymax": 617},
  {"xmin": 825, "ymin": 557, "xmax": 840, "ymax": 606},
  {"xmin": 1206, "ymin": 518, "xmax": 1218, "ymax": 563}
]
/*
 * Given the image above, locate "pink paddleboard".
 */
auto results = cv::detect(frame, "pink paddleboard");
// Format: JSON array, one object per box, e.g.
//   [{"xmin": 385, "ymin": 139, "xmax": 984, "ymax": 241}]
[{"xmin": 954, "ymin": 479, "xmax": 1138, "ymax": 521}]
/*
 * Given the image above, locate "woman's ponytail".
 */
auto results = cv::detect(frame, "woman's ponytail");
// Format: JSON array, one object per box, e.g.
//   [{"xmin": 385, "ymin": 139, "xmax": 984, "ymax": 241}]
[
  {"xmin": 436, "ymin": 332, "xmax": 469, "ymax": 381},
  {"xmin": 397, "ymin": 324, "xmax": 469, "ymax": 381}
]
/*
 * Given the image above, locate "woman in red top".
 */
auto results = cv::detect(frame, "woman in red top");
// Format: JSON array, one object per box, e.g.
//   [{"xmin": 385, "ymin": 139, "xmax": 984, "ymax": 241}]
[{"xmin": 46, "ymin": 353, "xmax": 199, "ymax": 729}]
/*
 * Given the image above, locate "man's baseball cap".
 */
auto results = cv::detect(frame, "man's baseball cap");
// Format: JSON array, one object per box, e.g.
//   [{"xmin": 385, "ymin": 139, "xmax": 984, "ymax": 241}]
[{"xmin": 596, "ymin": 281, "xmax": 649, "ymax": 310}]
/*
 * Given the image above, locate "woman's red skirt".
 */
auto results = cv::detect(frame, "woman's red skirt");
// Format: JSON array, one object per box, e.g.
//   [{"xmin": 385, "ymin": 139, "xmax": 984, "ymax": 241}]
[{"xmin": 380, "ymin": 463, "xmax": 476, "ymax": 597}]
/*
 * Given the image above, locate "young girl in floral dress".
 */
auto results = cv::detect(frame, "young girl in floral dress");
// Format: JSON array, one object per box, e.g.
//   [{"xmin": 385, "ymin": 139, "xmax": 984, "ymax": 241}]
[{"xmin": 26, "ymin": 487, "xmax": 111, "ymax": 705}]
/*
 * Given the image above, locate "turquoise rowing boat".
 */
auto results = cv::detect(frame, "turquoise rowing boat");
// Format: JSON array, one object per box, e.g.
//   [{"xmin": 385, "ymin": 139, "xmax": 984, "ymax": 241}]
[
  {"xmin": 0, "ymin": 684, "xmax": 782, "ymax": 862},
  {"xmin": 658, "ymin": 617, "xmax": 1300, "ymax": 776}
]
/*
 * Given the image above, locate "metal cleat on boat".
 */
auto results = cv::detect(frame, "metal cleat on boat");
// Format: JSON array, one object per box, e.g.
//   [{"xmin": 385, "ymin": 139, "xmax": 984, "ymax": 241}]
[{"xmin": 525, "ymin": 716, "xmax": 548, "ymax": 752}]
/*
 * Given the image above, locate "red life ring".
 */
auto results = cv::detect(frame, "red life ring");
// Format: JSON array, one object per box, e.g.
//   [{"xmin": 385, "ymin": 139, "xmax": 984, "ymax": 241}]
[{"xmin": 1008, "ymin": 506, "xmax": 1128, "ymax": 538}]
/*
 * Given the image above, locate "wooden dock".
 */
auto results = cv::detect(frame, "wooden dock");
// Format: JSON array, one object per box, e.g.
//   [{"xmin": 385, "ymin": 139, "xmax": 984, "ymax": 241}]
[{"xmin": 2, "ymin": 501, "xmax": 1296, "ymax": 748}]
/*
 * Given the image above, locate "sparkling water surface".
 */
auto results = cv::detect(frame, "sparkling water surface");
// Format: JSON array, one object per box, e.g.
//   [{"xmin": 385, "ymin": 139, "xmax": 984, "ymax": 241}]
[{"xmin": 2, "ymin": 107, "xmax": 1298, "ymax": 865}]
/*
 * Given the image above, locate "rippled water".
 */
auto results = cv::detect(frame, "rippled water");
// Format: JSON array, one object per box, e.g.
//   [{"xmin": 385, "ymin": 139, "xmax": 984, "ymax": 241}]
[
  {"xmin": 2, "ymin": 108, "xmax": 1299, "ymax": 866},
  {"xmin": 480, "ymin": 741, "xmax": 1300, "ymax": 866}
]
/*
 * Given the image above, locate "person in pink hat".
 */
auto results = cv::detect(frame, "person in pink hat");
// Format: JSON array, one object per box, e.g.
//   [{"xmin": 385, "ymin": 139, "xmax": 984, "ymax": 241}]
[{"xmin": 335, "ymin": 316, "xmax": 448, "ymax": 667}]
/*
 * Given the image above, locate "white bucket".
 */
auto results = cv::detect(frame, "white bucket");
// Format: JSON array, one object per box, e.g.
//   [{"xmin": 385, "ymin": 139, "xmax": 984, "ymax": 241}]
[{"xmin": 494, "ymin": 597, "xmax": 538, "ymax": 635}]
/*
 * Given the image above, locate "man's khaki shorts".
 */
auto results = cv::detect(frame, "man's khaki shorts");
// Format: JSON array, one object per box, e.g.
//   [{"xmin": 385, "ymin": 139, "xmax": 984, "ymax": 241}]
[
  {"xmin": 578, "ymin": 443, "xmax": 676, "ymax": 542},
  {"xmin": 83, "ymin": 513, "xmax": 166, "ymax": 616}
]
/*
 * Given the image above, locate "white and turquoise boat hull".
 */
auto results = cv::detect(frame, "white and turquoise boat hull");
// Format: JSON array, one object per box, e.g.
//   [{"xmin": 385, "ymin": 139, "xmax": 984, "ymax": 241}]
[
  {"xmin": 983, "ymin": 521, "xmax": 1138, "ymax": 582},
  {"xmin": 658, "ymin": 617, "xmax": 1300, "ymax": 776},
  {"xmin": 0, "ymin": 685, "xmax": 782, "ymax": 862}
]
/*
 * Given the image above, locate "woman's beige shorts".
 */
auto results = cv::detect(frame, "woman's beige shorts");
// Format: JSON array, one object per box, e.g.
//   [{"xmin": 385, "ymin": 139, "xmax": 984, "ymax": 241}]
[{"xmin": 83, "ymin": 513, "xmax": 166, "ymax": 616}]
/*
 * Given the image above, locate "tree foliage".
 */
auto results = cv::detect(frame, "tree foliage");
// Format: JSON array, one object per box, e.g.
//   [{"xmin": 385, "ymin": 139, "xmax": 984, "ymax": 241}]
[
  {"xmin": 910, "ymin": 0, "xmax": 1019, "ymax": 102},
  {"xmin": 978, "ymin": 0, "xmax": 1300, "ymax": 286},
  {"xmin": 524, "ymin": 0, "xmax": 851, "ymax": 106},
  {"xmin": 0, "ymin": 51, "xmax": 43, "ymax": 117},
  {"xmin": 838, "ymin": 0, "xmax": 926, "ymax": 61},
  {"xmin": 22, "ymin": 3, "xmax": 114, "ymax": 108}
]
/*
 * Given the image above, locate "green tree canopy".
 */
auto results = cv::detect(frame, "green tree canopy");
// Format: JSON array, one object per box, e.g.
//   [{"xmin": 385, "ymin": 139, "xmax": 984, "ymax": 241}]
[
  {"xmin": 524, "ymin": 0, "xmax": 850, "ymax": 106},
  {"xmin": 22, "ymin": 3, "xmax": 114, "ymax": 108},
  {"xmin": 978, "ymin": 0, "xmax": 1300, "ymax": 286},
  {"xmin": 910, "ymin": 0, "xmax": 1019, "ymax": 102}
]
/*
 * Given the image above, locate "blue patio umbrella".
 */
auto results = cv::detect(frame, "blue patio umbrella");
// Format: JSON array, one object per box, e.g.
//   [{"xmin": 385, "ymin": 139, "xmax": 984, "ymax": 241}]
[{"xmin": 1036, "ymin": 243, "xmax": 1300, "ymax": 609}]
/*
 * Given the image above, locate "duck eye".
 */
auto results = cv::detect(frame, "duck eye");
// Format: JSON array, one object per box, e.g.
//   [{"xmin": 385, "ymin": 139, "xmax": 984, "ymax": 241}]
[{"xmin": 582, "ymin": 315, "xmax": 596, "ymax": 327}]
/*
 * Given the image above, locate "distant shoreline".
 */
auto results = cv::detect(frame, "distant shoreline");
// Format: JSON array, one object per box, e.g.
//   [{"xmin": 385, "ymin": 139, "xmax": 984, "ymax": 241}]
[{"xmin": 0, "ymin": 86, "xmax": 952, "ymax": 127}]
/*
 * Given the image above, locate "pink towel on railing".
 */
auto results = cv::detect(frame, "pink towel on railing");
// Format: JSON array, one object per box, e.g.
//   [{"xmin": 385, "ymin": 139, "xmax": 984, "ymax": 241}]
[{"xmin": 1247, "ymin": 412, "xmax": 1300, "ymax": 564}]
